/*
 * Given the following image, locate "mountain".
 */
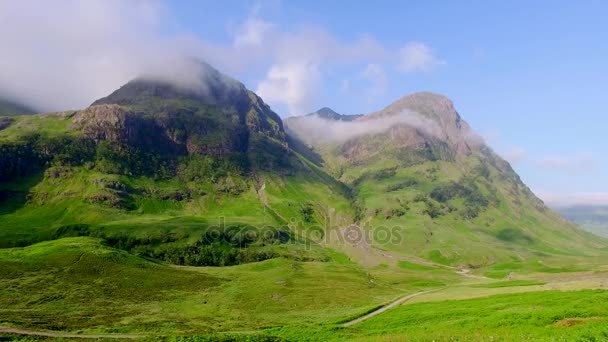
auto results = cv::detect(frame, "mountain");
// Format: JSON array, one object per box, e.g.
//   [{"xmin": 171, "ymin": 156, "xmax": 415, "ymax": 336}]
[
  {"xmin": 0, "ymin": 61, "xmax": 352, "ymax": 262},
  {"xmin": 82, "ymin": 62, "xmax": 290, "ymax": 171},
  {"xmin": 287, "ymin": 91, "xmax": 605, "ymax": 270},
  {"xmin": 1, "ymin": 74, "xmax": 604, "ymax": 273},
  {"xmin": 558, "ymin": 205, "xmax": 608, "ymax": 237},
  {"xmin": 0, "ymin": 97, "xmax": 37, "ymax": 116},
  {"xmin": 306, "ymin": 107, "xmax": 363, "ymax": 121}
]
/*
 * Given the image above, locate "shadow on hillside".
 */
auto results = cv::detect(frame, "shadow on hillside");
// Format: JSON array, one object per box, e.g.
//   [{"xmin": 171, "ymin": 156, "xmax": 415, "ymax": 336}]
[
  {"xmin": 286, "ymin": 132, "xmax": 325, "ymax": 167},
  {"xmin": 0, "ymin": 172, "xmax": 44, "ymax": 215}
]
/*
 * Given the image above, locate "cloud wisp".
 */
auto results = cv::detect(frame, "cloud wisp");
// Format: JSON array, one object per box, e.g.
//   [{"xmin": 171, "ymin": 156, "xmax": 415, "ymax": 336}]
[
  {"xmin": 398, "ymin": 42, "xmax": 446, "ymax": 73},
  {"xmin": 0, "ymin": 0, "xmax": 210, "ymax": 111},
  {"xmin": 535, "ymin": 190, "xmax": 608, "ymax": 209},
  {"xmin": 362, "ymin": 64, "xmax": 388, "ymax": 99},
  {"xmin": 287, "ymin": 109, "xmax": 444, "ymax": 145},
  {"xmin": 0, "ymin": 1, "xmax": 445, "ymax": 115}
]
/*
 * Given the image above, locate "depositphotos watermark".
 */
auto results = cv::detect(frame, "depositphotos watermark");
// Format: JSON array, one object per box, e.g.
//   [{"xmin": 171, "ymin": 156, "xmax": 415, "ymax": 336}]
[{"xmin": 201, "ymin": 217, "xmax": 404, "ymax": 248}]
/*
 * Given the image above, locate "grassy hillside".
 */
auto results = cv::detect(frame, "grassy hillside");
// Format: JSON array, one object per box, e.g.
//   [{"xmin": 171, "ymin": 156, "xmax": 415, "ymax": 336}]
[
  {"xmin": 0, "ymin": 237, "xmax": 402, "ymax": 334},
  {"xmin": 0, "ymin": 128, "xmax": 351, "ymax": 265},
  {"xmin": 285, "ymin": 92, "xmax": 608, "ymax": 274}
]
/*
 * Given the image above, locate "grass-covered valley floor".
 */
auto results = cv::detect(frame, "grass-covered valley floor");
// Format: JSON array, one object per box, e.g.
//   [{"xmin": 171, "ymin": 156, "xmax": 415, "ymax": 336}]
[{"xmin": 2, "ymin": 235, "xmax": 608, "ymax": 341}]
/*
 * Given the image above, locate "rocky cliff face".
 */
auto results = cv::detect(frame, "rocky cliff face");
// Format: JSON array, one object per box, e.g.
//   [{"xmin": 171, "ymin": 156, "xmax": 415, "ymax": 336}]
[
  {"xmin": 361, "ymin": 92, "xmax": 480, "ymax": 157},
  {"xmin": 286, "ymin": 92, "xmax": 481, "ymax": 164},
  {"xmin": 74, "ymin": 62, "xmax": 288, "ymax": 163}
]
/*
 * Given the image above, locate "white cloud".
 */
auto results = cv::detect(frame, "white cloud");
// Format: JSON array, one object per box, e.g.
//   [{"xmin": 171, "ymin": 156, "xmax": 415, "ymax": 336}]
[
  {"xmin": 0, "ymin": 1, "xmax": 444, "ymax": 115},
  {"xmin": 398, "ymin": 42, "xmax": 445, "ymax": 73},
  {"xmin": 362, "ymin": 63, "xmax": 387, "ymax": 98},
  {"xmin": 0, "ymin": 0, "xmax": 209, "ymax": 111},
  {"xmin": 256, "ymin": 62, "xmax": 321, "ymax": 116},
  {"xmin": 535, "ymin": 190, "xmax": 608, "ymax": 208},
  {"xmin": 232, "ymin": 17, "xmax": 275, "ymax": 48},
  {"xmin": 287, "ymin": 109, "xmax": 445, "ymax": 144},
  {"xmin": 232, "ymin": 11, "xmax": 389, "ymax": 115}
]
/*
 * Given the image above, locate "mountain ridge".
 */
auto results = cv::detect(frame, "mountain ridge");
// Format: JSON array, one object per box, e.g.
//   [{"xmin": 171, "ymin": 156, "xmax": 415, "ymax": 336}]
[
  {"xmin": 0, "ymin": 62, "xmax": 605, "ymax": 270},
  {"xmin": 306, "ymin": 107, "xmax": 364, "ymax": 121}
]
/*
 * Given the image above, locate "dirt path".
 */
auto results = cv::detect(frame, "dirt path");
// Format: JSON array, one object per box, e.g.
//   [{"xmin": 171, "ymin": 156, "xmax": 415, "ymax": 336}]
[
  {"xmin": 0, "ymin": 326, "xmax": 143, "ymax": 339},
  {"xmin": 343, "ymin": 288, "xmax": 444, "ymax": 327},
  {"xmin": 456, "ymin": 268, "xmax": 490, "ymax": 280}
]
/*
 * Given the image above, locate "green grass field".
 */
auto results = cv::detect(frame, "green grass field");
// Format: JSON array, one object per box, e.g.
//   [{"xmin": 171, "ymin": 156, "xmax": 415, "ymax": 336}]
[
  {"xmin": 0, "ymin": 237, "xmax": 401, "ymax": 335},
  {"xmin": 270, "ymin": 289, "xmax": 608, "ymax": 341},
  {"xmin": 2, "ymin": 237, "xmax": 608, "ymax": 341}
]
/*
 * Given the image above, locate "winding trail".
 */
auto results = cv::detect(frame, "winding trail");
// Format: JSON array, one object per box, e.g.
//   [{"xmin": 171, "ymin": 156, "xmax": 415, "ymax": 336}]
[
  {"xmin": 0, "ymin": 326, "xmax": 143, "ymax": 339},
  {"xmin": 342, "ymin": 287, "xmax": 445, "ymax": 327}
]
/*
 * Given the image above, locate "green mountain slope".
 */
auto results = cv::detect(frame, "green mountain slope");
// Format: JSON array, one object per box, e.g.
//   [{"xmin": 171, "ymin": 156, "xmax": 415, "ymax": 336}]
[
  {"xmin": 0, "ymin": 62, "xmax": 353, "ymax": 266},
  {"xmin": 286, "ymin": 92, "xmax": 607, "ymax": 272}
]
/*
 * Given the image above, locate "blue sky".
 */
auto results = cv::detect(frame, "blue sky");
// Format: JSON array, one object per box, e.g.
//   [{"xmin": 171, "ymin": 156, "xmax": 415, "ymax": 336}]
[{"xmin": 2, "ymin": 0, "xmax": 607, "ymax": 206}]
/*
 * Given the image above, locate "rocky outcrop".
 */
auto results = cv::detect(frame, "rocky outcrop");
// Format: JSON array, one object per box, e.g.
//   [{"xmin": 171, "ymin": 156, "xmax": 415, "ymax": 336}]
[
  {"xmin": 72, "ymin": 105, "xmax": 140, "ymax": 143},
  {"xmin": 340, "ymin": 124, "xmax": 439, "ymax": 163},
  {"xmin": 363, "ymin": 92, "xmax": 481, "ymax": 156},
  {"xmin": 286, "ymin": 92, "xmax": 482, "ymax": 162},
  {"xmin": 72, "ymin": 61, "xmax": 289, "ymax": 164}
]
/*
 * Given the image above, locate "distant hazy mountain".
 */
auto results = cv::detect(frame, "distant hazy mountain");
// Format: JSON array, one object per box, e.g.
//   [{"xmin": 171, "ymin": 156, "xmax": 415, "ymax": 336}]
[
  {"xmin": 305, "ymin": 107, "xmax": 363, "ymax": 121},
  {"xmin": 558, "ymin": 205, "xmax": 608, "ymax": 237},
  {"xmin": 0, "ymin": 97, "xmax": 37, "ymax": 116}
]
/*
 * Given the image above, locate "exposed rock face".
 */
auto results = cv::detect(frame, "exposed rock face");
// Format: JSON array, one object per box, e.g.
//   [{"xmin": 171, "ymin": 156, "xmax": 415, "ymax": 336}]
[
  {"xmin": 286, "ymin": 92, "xmax": 481, "ymax": 162},
  {"xmin": 72, "ymin": 105, "xmax": 139, "ymax": 143},
  {"xmin": 363, "ymin": 92, "xmax": 480, "ymax": 156},
  {"xmin": 73, "ymin": 61, "xmax": 288, "ymax": 161},
  {"xmin": 340, "ymin": 124, "xmax": 442, "ymax": 164}
]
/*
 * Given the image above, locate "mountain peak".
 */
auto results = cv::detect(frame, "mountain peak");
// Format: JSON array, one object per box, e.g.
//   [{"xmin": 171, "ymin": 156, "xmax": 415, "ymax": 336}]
[
  {"xmin": 91, "ymin": 60, "xmax": 247, "ymax": 109},
  {"xmin": 401, "ymin": 91, "xmax": 453, "ymax": 103},
  {"xmin": 373, "ymin": 91, "xmax": 457, "ymax": 121},
  {"xmin": 306, "ymin": 107, "xmax": 363, "ymax": 121},
  {"xmin": 78, "ymin": 61, "xmax": 289, "ymax": 171},
  {"xmin": 315, "ymin": 107, "xmax": 339, "ymax": 117}
]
